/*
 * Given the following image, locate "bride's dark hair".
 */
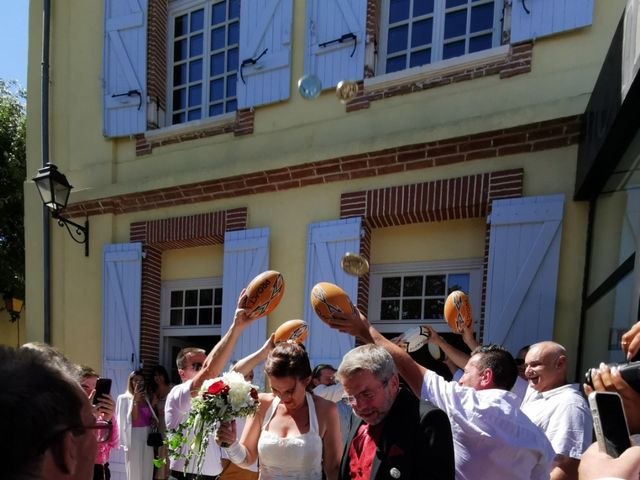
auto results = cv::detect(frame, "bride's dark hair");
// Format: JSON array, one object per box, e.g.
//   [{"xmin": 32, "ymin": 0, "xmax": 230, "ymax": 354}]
[{"xmin": 265, "ymin": 342, "xmax": 312, "ymax": 380}]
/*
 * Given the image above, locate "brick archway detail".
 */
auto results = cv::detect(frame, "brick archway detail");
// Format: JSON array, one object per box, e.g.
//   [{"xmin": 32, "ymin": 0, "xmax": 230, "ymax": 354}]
[
  {"xmin": 340, "ymin": 169, "xmax": 524, "ymax": 339},
  {"xmin": 129, "ymin": 208, "xmax": 248, "ymax": 369}
]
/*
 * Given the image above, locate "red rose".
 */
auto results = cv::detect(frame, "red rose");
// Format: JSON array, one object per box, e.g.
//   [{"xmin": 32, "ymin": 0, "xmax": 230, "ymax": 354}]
[
  {"xmin": 207, "ymin": 380, "xmax": 226, "ymax": 396},
  {"xmin": 250, "ymin": 388, "xmax": 258, "ymax": 400}
]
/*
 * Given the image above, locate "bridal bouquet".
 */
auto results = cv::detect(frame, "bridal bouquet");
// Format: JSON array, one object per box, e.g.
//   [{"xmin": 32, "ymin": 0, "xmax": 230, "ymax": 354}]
[{"xmin": 166, "ymin": 371, "xmax": 260, "ymax": 474}]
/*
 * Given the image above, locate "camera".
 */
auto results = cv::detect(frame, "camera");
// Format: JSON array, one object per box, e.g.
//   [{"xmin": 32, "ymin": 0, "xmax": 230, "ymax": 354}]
[{"xmin": 584, "ymin": 360, "xmax": 640, "ymax": 393}]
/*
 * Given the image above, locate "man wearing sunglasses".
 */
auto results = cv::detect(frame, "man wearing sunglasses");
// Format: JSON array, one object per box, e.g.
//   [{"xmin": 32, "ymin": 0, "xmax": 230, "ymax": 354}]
[
  {"xmin": 165, "ymin": 297, "xmax": 258, "ymax": 480},
  {"xmin": 1, "ymin": 345, "xmax": 99, "ymax": 480}
]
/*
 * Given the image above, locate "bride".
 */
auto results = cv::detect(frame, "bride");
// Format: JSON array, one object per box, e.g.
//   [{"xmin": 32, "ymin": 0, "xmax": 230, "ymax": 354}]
[{"xmin": 215, "ymin": 342, "xmax": 341, "ymax": 480}]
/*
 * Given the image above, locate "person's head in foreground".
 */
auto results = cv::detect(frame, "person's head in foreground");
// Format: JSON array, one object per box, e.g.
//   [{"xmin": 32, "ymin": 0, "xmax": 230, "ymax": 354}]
[
  {"xmin": 459, "ymin": 344, "xmax": 518, "ymax": 391},
  {"xmin": 265, "ymin": 342, "xmax": 312, "ymax": 411}
]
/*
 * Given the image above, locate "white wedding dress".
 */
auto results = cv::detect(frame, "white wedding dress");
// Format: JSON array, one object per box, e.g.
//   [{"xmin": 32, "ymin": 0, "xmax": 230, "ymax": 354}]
[{"xmin": 257, "ymin": 391, "xmax": 323, "ymax": 480}]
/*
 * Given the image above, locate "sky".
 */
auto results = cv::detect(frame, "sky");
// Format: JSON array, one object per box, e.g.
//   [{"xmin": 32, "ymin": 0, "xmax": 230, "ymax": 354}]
[{"xmin": 0, "ymin": 1, "xmax": 29, "ymax": 89}]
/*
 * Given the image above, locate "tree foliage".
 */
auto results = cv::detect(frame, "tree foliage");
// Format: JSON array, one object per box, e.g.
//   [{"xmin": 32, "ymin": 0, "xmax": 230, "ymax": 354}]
[{"xmin": 0, "ymin": 79, "xmax": 26, "ymax": 299}]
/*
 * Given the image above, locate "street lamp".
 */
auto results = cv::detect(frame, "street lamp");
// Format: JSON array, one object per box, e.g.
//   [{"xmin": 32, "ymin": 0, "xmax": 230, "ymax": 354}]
[
  {"xmin": 2, "ymin": 295, "xmax": 24, "ymax": 323},
  {"xmin": 33, "ymin": 163, "xmax": 89, "ymax": 256}
]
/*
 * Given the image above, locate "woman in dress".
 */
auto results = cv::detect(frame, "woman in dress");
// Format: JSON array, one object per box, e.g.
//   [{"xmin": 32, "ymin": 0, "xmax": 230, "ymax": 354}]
[
  {"xmin": 116, "ymin": 370, "xmax": 157, "ymax": 480},
  {"xmin": 215, "ymin": 342, "xmax": 342, "ymax": 480},
  {"xmin": 150, "ymin": 365, "xmax": 173, "ymax": 480}
]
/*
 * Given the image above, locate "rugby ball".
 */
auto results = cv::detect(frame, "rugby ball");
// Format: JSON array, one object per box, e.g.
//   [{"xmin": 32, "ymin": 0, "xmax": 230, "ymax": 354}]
[
  {"xmin": 310, "ymin": 282, "xmax": 356, "ymax": 323},
  {"xmin": 240, "ymin": 270, "xmax": 285, "ymax": 319},
  {"xmin": 397, "ymin": 326, "xmax": 430, "ymax": 353},
  {"xmin": 274, "ymin": 319, "xmax": 308, "ymax": 344},
  {"xmin": 444, "ymin": 290, "xmax": 473, "ymax": 333}
]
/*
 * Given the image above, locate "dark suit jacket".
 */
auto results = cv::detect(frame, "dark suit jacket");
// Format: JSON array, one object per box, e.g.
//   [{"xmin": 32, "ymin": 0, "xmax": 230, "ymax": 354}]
[{"xmin": 339, "ymin": 387, "xmax": 454, "ymax": 480}]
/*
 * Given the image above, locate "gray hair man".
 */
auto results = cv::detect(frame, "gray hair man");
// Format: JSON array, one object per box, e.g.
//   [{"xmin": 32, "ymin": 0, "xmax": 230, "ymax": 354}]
[{"xmin": 336, "ymin": 344, "xmax": 454, "ymax": 480}]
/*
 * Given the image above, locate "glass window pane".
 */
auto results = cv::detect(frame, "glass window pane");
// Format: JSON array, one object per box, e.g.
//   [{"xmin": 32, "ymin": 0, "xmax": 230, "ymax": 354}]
[
  {"xmin": 172, "ymin": 112, "xmax": 185, "ymax": 124},
  {"xmin": 227, "ymin": 74, "xmax": 237, "ymax": 97},
  {"xmin": 185, "ymin": 290, "xmax": 198, "ymax": 307},
  {"xmin": 386, "ymin": 55, "xmax": 406, "ymax": 73},
  {"xmin": 414, "ymin": 0, "xmax": 435, "ymax": 16},
  {"xmin": 200, "ymin": 289, "xmax": 213, "ymax": 306},
  {"xmin": 445, "ymin": 10, "xmax": 467, "ymax": 39},
  {"xmin": 173, "ymin": 88, "xmax": 186, "ymax": 110},
  {"xmin": 228, "ymin": 22, "xmax": 239, "ymax": 45},
  {"xmin": 412, "ymin": 19, "xmax": 433, "ymax": 47},
  {"xmin": 446, "ymin": 0, "xmax": 468, "ymax": 7},
  {"xmin": 184, "ymin": 309, "xmax": 198, "ymax": 325},
  {"xmin": 409, "ymin": 49, "xmax": 430, "ymax": 67},
  {"xmin": 170, "ymin": 309, "xmax": 182, "ymax": 326},
  {"xmin": 403, "ymin": 276, "xmax": 423, "ymax": 296},
  {"xmin": 200, "ymin": 307, "xmax": 213, "ymax": 325},
  {"xmin": 187, "ymin": 109, "xmax": 201, "ymax": 121},
  {"xmin": 173, "ymin": 63, "xmax": 187, "ymax": 86},
  {"xmin": 381, "ymin": 300, "xmax": 400, "ymax": 320},
  {"xmin": 471, "ymin": 3, "xmax": 494, "ymax": 32},
  {"xmin": 402, "ymin": 299, "xmax": 422, "ymax": 319},
  {"xmin": 189, "ymin": 59, "xmax": 202, "ymax": 82},
  {"xmin": 174, "ymin": 39, "xmax": 187, "ymax": 61},
  {"xmin": 175, "ymin": 14, "xmax": 188, "ymax": 37},
  {"xmin": 214, "ymin": 307, "xmax": 222, "ymax": 325},
  {"xmin": 229, "ymin": 0, "xmax": 240, "ymax": 19},
  {"xmin": 469, "ymin": 34, "xmax": 492, "ymax": 53},
  {"xmin": 210, "ymin": 78, "xmax": 224, "ymax": 101},
  {"xmin": 382, "ymin": 277, "xmax": 402, "ymax": 297},
  {"xmin": 191, "ymin": 8, "xmax": 204, "ymax": 32},
  {"xmin": 227, "ymin": 48, "xmax": 239, "ymax": 71},
  {"xmin": 389, "ymin": 0, "xmax": 410, "ymax": 23},
  {"xmin": 209, "ymin": 103, "xmax": 224, "ymax": 116},
  {"xmin": 426, "ymin": 275, "xmax": 446, "ymax": 295},
  {"xmin": 214, "ymin": 288, "xmax": 222, "ymax": 305},
  {"xmin": 447, "ymin": 274, "xmax": 470, "ymax": 294},
  {"xmin": 388, "ymin": 25, "xmax": 408, "ymax": 54},
  {"xmin": 190, "ymin": 33, "xmax": 203, "ymax": 57},
  {"xmin": 170, "ymin": 291, "xmax": 183, "ymax": 308},
  {"xmin": 212, "ymin": 2, "xmax": 226, "ymax": 25},
  {"xmin": 211, "ymin": 27, "xmax": 226, "ymax": 51},
  {"xmin": 188, "ymin": 84, "xmax": 202, "ymax": 107},
  {"xmin": 443, "ymin": 40, "xmax": 466, "ymax": 59},
  {"xmin": 211, "ymin": 53, "xmax": 225, "ymax": 76},
  {"xmin": 226, "ymin": 99, "xmax": 237, "ymax": 113},
  {"xmin": 424, "ymin": 299, "xmax": 444, "ymax": 319}
]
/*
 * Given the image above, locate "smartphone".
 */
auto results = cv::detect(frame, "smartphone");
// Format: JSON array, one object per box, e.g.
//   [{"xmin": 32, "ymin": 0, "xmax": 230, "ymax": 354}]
[
  {"xmin": 93, "ymin": 378, "xmax": 112, "ymax": 405},
  {"xmin": 588, "ymin": 391, "xmax": 631, "ymax": 458}
]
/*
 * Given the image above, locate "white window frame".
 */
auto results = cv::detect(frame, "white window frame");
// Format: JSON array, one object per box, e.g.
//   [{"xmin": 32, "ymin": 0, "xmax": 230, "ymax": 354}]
[
  {"xmin": 167, "ymin": 0, "xmax": 239, "ymax": 126},
  {"xmin": 377, "ymin": 0, "xmax": 504, "ymax": 77},
  {"xmin": 160, "ymin": 277, "xmax": 223, "ymax": 337},
  {"xmin": 368, "ymin": 258, "xmax": 483, "ymax": 334}
]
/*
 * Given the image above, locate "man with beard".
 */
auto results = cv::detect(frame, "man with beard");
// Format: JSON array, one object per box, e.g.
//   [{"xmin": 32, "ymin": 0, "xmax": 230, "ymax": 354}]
[{"xmin": 336, "ymin": 344, "xmax": 454, "ymax": 480}]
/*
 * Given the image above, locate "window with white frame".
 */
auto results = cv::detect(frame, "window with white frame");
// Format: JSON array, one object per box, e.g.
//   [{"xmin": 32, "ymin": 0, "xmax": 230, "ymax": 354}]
[
  {"xmin": 161, "ymin": 278, "xmax": 223, "ymax": 331},
  {"xmin": 168, "ymin": 0, "xmax": 239, "ymax": 125},
  {"xmin": 368, "ymin": 258, "xmax": 482, "ymax": 333},
  {"xmin": 378, "ymin": 0, "xmax": 503, "ymax": 75}
]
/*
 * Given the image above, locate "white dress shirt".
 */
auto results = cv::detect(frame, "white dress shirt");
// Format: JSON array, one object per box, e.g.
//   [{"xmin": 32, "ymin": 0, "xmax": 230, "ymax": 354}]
[
  {"xmin": 421, "ymin": 370, "xmax": 555, "ymax": 480},
  {"xmin": 521, "ymin": 383, "xmax": 593, "ymax": 459},
  {"xmin": 165, "ymin": 379, "xmax": 223, "ymax": 476}
]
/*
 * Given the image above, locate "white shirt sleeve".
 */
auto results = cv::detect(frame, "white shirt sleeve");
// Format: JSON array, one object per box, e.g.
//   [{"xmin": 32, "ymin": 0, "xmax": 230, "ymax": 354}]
[
  {"xmin": 545, "ymin": 400, "xmax": 593, "ymax": 458},
  {"xmin": 312, "ymin": 383, "xmax": 344, "ymax": 402},
  {"xmin": 165, "ymin": 380, "xmax": 193, "ymax": 430}
]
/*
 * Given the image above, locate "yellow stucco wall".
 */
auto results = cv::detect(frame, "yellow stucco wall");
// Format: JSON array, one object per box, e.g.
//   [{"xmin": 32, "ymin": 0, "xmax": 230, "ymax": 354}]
[{"xmin": 24, "ymin": 0, "xmax": 623, "ymax": 374}]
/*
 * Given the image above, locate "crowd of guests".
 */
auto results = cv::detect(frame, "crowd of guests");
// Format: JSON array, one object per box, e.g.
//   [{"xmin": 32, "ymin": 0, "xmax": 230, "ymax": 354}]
[{"xmin": 3, "ymin": 294, "xmax": 640, "ymax": 480}]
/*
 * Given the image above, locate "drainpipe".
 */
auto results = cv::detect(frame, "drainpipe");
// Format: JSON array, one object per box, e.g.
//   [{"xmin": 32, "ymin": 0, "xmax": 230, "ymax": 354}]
[{"xmin": 42, "ymin": 0, "xmax": 51, "ymax": 343}]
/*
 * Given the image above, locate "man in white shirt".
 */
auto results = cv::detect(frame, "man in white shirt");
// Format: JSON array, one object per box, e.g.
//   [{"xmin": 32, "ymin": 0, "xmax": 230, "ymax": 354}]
[
  {"xmin": 165, "ymin": 305, "xmax": 256, "ymax": 480},
  {"xmin": 310, "ymin": 363, "xmax": 352, "ymax": 442},
  {"xmin": 521, "ymin": 341, "xmax": 593, "ymax": 480},
  {"xmin": 327, "ymin": 310, "xmax": 555, "ymax": 480}
]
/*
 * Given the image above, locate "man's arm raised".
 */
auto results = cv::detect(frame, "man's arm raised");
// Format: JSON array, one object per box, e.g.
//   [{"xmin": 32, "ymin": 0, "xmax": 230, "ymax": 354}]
[{"xmin": 328, "ymin": 309, "xmax": 427, "ymax": 398}]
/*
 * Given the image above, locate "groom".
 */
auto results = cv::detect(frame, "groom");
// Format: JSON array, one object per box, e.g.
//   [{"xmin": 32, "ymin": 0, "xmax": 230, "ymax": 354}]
[{"xmin": 337, "ymin": 344, "xmax": 454, "ymax": 480}]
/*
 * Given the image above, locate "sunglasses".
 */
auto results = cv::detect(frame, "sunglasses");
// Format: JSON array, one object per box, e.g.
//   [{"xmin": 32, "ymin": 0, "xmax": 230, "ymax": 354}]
[{"xmin": 190, "ymin": 362, "xmax": 203, "ymax": 372}]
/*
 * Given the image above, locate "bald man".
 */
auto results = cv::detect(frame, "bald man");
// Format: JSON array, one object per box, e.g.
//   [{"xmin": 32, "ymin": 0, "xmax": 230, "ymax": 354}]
[{"xmin": 521, "ymin": 341, "xmax": 592, "ymax": 480}]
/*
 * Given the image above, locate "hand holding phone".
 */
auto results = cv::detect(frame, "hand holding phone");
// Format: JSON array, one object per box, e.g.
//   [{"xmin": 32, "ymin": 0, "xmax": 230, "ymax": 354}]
[
  {"xmin": 589, "ymin": 391, "xmax": 631, "ymax": 458},
  {"xmin": 93, "ymin": 378, "xmax": 112, "ymax": 405}
]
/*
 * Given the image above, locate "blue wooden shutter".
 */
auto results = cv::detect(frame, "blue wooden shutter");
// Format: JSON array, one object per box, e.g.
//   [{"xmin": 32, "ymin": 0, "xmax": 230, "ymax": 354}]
[
  {"xmin": 483, "ymin": 195, "xmax": 564, "ymax": 354},
  {"xmin": 304, "ymin": 0, "xmax": 367, "ymax": 89},
  {"xmin": 303, "ymin": 218, "xmax": 361, "ymax": 368},
  {"xmin": 221, "ymin": 228, "xmax": 269, "ymax": 379},
  {"xmin": 103, "ymin": 0, "xmax": 147, "ymax": 137},
  {"xmin": 511, "ymin": 0, "xmax": 594, "ymax": 43},
  {"xmin": 102, "ymin": 243, "xmax": 142, "ymax": 480},
  {"xmin": 237, "ymin": 0, "xmax": 293, "ymax": 109}
]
